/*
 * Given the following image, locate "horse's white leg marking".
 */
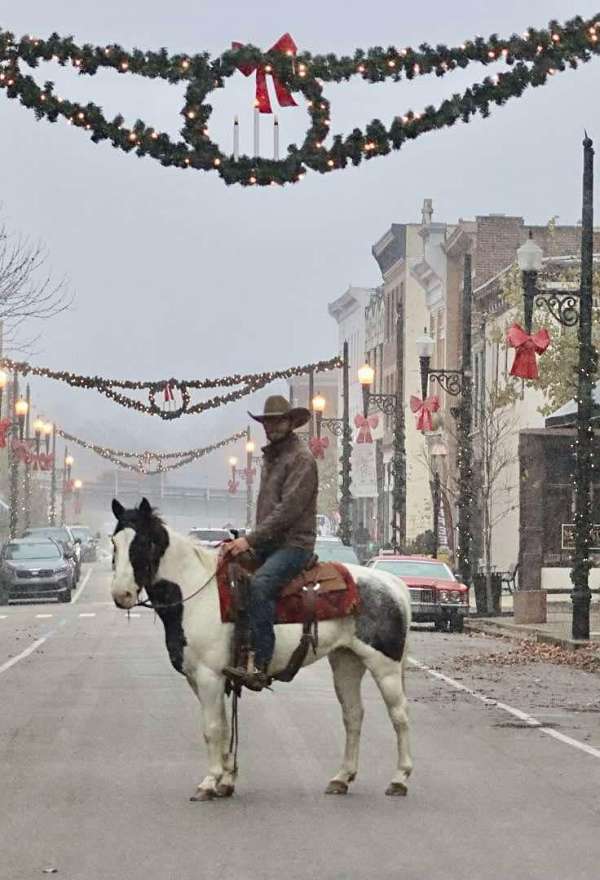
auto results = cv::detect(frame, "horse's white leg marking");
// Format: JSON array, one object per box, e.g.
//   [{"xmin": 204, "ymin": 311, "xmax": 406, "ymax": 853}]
[
  {"xmin": 365, "ymin": 654, "xmax": 412, "ymax": 795},
  {"xmin": 190, "ymin": 664, "xmax": 228, "ymax": 800},
  {"xmin": 326, "ymin": 648, "xmax": 366, "ymax": 794},
  {"xmin": 218, "ymin": 697, "xmax": 237, "ymax": 796}
]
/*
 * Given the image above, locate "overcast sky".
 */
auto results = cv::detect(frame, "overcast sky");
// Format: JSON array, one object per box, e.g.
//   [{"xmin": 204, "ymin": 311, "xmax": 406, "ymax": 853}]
[{"xmin": 1, "ymin": 0, "xmax": 598, "ymax": 486}]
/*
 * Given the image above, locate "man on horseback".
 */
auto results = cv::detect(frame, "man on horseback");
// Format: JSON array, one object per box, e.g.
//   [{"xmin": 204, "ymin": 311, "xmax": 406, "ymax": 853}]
[{"xmin": 222, "ymin": 395, "xmax": 318, "ymax": 692}]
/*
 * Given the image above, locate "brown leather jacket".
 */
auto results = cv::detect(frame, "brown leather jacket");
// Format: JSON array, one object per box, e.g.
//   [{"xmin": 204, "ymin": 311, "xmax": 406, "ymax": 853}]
[{"xmin": 247, "ymin": 432, "xmax": 318, "ymax": 553}]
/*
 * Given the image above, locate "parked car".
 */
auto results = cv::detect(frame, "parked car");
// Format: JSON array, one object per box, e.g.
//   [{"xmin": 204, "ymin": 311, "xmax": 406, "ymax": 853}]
[
  {"xmin": 22, "ymin": 526, "xmax": 81, "ymax": 583},
  {"xmin": 314, "ymin": 537, "xmax": 360, "ymax": 565},
  {"xmin": 67, "ymin": 525, "xmax": 97, "ymax": 562},
  {"xmin": 366, "ymin": 554, "xmax": 469, "ymax": 633},
  {"xmin": 188, "ymin": 528, "xmax": 233, "ymax": 547},
  {"xmin": 0, "ymin": 538, "xmax": 75, "ymax": 603}
]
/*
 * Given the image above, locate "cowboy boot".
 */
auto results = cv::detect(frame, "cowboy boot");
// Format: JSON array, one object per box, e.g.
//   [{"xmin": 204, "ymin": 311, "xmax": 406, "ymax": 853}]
[{"xmin": 223, "ymin": 652, "xmax": 271, "ymax": 692}]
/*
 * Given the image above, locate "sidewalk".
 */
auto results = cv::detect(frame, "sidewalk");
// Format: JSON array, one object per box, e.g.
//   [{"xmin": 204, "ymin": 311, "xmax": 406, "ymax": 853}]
[{"xmin": 465, "ymin": 593, "xmax": 600, "ymax": 650}]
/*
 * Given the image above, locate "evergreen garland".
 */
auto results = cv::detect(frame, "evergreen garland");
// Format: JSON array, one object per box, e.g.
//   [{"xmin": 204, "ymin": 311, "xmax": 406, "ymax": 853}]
[
  {"xmin": 0, "ymin": 354, "xmax": 342, "ymax": 419},
  {"xmin": 56, "ymin": 426, "xmax": 247, "ymax": 474},
  {"xmin": 0, "ymin": 13, "xmax": 598, "ymax": 185}
]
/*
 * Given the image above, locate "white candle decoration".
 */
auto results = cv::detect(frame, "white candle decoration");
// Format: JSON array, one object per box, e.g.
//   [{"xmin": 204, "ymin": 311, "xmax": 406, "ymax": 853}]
[
  {"xmin": 233, "ymin": 115, "xmax": 239, "ymax": 161},
  {"xmin": 253, "ymin": 106, "xmax": 260, "ymax": 158}
]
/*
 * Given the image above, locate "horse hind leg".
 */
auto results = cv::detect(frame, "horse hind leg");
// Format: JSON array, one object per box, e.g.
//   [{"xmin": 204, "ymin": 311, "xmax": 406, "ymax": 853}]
[
  {"xmin": 325, "ymin": 648, "xmax": 366, "ymax": 795},
  {"xmin": 368, "ymin": 656, "xmax": 412, "ymax": 796}
]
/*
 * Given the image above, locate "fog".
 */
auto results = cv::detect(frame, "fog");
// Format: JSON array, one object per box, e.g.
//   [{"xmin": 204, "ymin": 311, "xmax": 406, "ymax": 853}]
[{"xmin": 1, "ymin": 0, "xmax": 598, "ymax": 487}]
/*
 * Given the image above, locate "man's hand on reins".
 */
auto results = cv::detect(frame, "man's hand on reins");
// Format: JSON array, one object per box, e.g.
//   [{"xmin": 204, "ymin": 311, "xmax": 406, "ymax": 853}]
[{"xmin": 220, "ymin": 536, "xmax": 250, "ymax": 558}]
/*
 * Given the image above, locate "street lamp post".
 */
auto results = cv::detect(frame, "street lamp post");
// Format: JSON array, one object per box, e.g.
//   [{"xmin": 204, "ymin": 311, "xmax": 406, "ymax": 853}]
[
  {"xmin": 23, "ymin": 385, "xmax": 32, "ymax": 530},
  {"xmin": 516, "ymin": 136, "xmax": 595, "ymax": 640},
  {"xmin": 242, "ymin": 429, "xmax": 256, "ymax": 530},
  {"xmin": 48, "ymin": 423, "xmax": 57, "ymax": 525},
  {"xmin": 228, "ymin": 456, "xmax": 239, "ymax": 495},
  {"xmin": 416, "ymin": 254, "xmax": 474, "ymax": 590},
  {"xmin": 73, "ymin": 478, "xmax": 83, "ymax": 519},
  {"xmin": 61, "ymin": 451, "xmax": 74, "ymax": 526},
  {"xmin": 0, "ymin": 369, "xmax": 7, "ymax": 418},
  {"xmin": 339, "ymin": 340, "xmax": 353, "ymax": 546},
  {"xmin": 311, "ymin": 392, "xmax": 345, "ymax": 439},
  {"xmin": 358, "ymin": 301, "xmax": 406, "ymax": 552}
]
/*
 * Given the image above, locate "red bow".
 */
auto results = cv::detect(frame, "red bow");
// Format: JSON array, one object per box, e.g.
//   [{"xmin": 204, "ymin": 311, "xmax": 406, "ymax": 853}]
[
  {"xmin": 410, "ymin": 395, "xmax": 440, "ymax": 433},
  {"xmin": 164, "ymin": 382, "xmax": 175, "ymax": 403},
  {"xmin": 37, "ymin": 453, "xmax": 54, "ymax": 472},
  {"xmin": 11, "ymin": 439, "xmax": 32, "ymax": 464},
  {"xmin": 507, "ymin": 324, "xmax": 551, "ymax": 380},
  {"xmin": 0, "ymin": 417, "xmax": 11, "ymax": 448},
  {"xmin": 354, "ymin": 414, "xmax": 379, "ymax": 444},
  {"xmin": 309, "ymin": 436, "xmax": 329, "ymax": 459},
  {"xmin": 232, "ymin": 33, "xmax": 298, "ymax": 114},
  {"xmin": 228, "ymin": 479, "xmax": 239, "ymax": 495}
]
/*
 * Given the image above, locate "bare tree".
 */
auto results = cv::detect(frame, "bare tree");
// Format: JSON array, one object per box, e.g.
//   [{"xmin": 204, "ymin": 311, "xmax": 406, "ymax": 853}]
[
  {"xmin": 0, "ymin": 220, "xmax": 71, "ymax": 352},
  {"xmin": 475, "ymin": 384, "xmax": 520, "ymax": 611}
]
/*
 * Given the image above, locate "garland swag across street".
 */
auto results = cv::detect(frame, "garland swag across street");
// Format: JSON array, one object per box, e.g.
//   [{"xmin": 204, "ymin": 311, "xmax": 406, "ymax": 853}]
[
  {"xmin": 0, "ymin": 354, "xmax": 342, "ymax": 419},
  {"xmin": 56, "ymin": 426, "xmax": 247, "ymax": 474},
  {"xmin": 0, "ymin": 13, "xmax": 599, "ymax": 186}
]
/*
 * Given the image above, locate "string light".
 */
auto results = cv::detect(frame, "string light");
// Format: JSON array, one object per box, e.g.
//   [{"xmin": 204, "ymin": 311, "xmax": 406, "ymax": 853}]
[
  {"xmin": 0, "ymin": 354, "xmax": 343, "ymax": 419},
  {"xmin": 56, "ymin": 426, "xmax": 248, "ymax": 474},
  {"xmin": 0, "ymin": 13, "xmax": 598, "ymax": 186}
]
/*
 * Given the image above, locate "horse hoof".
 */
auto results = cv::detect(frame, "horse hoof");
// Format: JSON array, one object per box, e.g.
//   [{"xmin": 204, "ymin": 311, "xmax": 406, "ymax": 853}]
[
  {"xmin": 190, "ymin": 788, "xmax": 217, "ymax": 802},
  {"xmin": 385, "ymin": 782, "xmax": 408, "ymax": 797},
  {"xmin": 325, "ymin": 780, "xmax": 349, "ymax": 795},
  {"xmin": 216, "ymin": 784, "xmax": 235, "ymax": 798}
]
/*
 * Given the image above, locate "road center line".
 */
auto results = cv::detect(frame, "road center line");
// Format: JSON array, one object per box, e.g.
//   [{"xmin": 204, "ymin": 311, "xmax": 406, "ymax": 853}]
[
  {"xmin": 409, "ymin": 656, "xmax": 600, "ymax": 761},
  {"xmin": 71, "ymin": 568, "xmax": 92, "ymax": 605},
  {"xmin": 78, "ymin": 613, "xmax": 96, "ymax": 618}
]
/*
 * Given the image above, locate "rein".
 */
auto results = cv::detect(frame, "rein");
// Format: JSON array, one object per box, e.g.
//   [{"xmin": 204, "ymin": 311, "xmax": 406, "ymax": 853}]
[{"xmin": 132, "ymin": 556, "xmax": 229, "ymax": 612}]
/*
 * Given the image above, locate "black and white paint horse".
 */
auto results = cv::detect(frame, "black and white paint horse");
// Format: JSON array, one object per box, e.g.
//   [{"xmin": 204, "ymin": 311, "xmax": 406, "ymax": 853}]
[{"xmin": 110, "ymin": 498, "xmax": 413, "ymax": 800}]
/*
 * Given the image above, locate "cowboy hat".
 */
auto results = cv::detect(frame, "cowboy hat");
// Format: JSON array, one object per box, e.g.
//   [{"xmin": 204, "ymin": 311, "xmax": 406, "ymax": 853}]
[{"xmin": 249, "ymin": 395, "xmax": 311, "ymax": 429}]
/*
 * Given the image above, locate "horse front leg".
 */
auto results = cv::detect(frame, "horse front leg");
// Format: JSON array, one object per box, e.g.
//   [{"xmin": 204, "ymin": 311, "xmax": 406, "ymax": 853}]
[{"xmin": 189, "ymin": 665, "xmax": 230, "ymax": 801}]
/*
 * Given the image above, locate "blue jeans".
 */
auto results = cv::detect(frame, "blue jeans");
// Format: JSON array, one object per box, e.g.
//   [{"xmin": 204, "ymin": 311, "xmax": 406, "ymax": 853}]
[{"xmin": 249, "ymin": 546, "xmax": 314, "ymax": 668}]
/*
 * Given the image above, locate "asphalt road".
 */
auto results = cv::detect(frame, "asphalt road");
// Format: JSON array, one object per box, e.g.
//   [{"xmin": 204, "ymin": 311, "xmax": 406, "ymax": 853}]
[{"xmin": 2, "ymin": 561, "xmax": 600, "ymax": 880}]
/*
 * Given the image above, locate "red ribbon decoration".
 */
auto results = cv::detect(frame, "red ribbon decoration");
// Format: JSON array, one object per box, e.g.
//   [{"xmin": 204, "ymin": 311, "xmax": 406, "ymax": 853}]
[
  {"xmin": 232, "ymin": 33, "xmax": 298, "ymax": 114},
  {"xmin": 11, "ymin": 439, "xmax": 33, "ymax": 464},
  {"xmin": 507, "ymin": 324, "xmax": 551, "ymax": 380},
  {"xmin": 354, "ymin": 414, "xmax": 379, "ymax": 444},
  {"xmin": 164, "ymin": 382, "xmax": 175, "ymax": 403},
  {"xmin": 309, "ymin": 436, "xmax": 329, "ymax": 459},
  {"xmin": 38, "ymin": 453, "xmax": 54, "ymax": 472},
  {"xmin": 410, "ymin": 395, "xmax": 440, "ymax": 433},
  {"xmin": 0, "ymin": 418, "xmax": 11, "ymax": 448}
]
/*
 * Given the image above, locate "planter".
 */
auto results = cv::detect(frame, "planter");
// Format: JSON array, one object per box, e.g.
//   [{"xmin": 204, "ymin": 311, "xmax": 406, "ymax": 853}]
[{"xmin": 514, "ymin": 590, "xmax": 547, "ymax": 625}]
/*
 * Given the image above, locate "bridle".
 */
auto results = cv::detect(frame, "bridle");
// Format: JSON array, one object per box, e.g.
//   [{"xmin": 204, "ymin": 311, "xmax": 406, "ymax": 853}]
[
  {"xmin": 112, "ymin": 532, "xmax": 230, "ymax": 612},
  {"xmin": 133, "ymin": 558, "xmax": 229, "ymax": 611}
]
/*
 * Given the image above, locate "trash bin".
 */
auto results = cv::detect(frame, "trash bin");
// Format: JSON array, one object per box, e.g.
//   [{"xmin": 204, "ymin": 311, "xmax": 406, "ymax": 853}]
[{"xmin": 473, "ymin": 573, "xmax": 502, "ymax": 615}]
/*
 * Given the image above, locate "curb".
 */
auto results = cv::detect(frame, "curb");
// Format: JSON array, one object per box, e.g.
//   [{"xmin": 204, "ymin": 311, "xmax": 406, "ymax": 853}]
[{"xmin": 464, "ymin": 618, "xmax": 595, "ymax": 652}]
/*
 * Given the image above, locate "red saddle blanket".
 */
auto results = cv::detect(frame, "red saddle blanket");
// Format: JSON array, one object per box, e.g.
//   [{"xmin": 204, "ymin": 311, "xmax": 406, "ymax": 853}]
[{"xmin": 217, "ymin": 559, "xmax": 360, "ymax": 625}]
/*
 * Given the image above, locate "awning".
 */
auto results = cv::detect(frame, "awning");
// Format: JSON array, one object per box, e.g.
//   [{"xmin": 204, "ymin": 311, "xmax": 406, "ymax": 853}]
[{"xmin": 545, "ymin": 383, "xmax": 600, "ymax": 428}]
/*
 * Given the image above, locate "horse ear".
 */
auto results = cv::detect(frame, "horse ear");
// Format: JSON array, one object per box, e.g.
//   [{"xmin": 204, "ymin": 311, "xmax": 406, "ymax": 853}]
[
  {"xmin": 112, "ymin": 499, "xmax": 125, "ymax": 520},
  {"xmin": 139, "ymin": 497, "xmax": 153, "ymax": 518}
]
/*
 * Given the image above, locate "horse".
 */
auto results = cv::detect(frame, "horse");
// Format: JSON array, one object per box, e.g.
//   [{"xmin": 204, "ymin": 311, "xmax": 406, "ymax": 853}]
[{"xmin": 110, "ymin": 497, "xmax": 413, "ymax": 801}]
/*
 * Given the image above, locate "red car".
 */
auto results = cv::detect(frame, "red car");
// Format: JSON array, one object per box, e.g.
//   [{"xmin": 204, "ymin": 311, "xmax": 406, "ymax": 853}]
[{"xmin": 367, "ymin": 554, "xmax": 469, "ymax": 633}]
